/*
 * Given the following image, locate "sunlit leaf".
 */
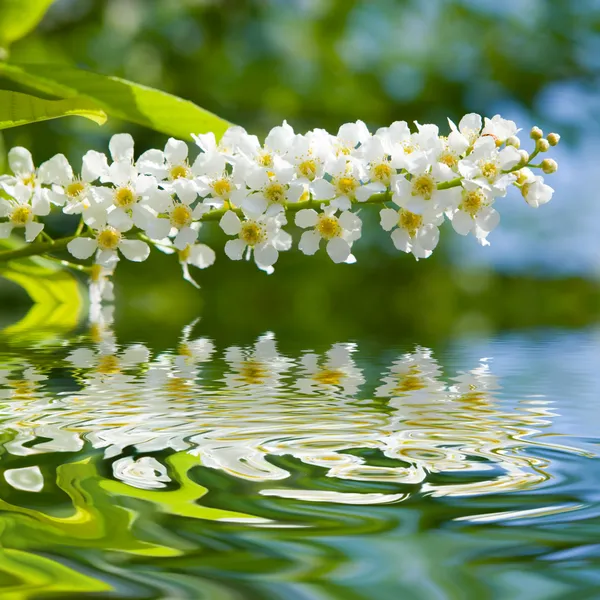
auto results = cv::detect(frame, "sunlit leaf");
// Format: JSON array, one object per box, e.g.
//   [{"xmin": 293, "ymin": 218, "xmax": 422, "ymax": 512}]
[
  {"xmin": 0, "ymin": 63, "xmax": 232, "ymax": 139},
  {"xmin": 0, "ymin": 89, "xmax": 106, "ymax": 130},
  {"xmin": 0, "ymin": 0, "xmax": 55, "ymax": 52}
]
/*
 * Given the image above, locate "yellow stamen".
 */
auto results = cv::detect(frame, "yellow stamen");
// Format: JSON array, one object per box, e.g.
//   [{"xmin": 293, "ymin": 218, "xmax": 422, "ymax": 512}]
[
  {"xmin": 97, "ymin": 227, "xmax": 121, "ymax": 251},
  {"xmin": 411, "ymin": 174, "xmax": 435, "ymax": 200},
  {"xmin": 170, "ymin": 204, "xmax": 193, "ymax": 228},
  {"xmin": 481, "ymin": 161, "xmax": 498, "ymax": 182},
  {"xmin": 10, "ymin": 206, "xmax": 32, "ymax": 227},
  {"xmin": 66, "ymin": 181, "xmax": 86, "ymax": 198},
  {"xmin": 337, "ymin": 176, "xmax": 358, "ymax": 196},
  {"xmin": 313, "ymin": 369, "xmax": 343, "ymax": 385},
  {"xmin": 398, "ymin": 210, "xmax": 423, "ymax": 237},
  {"xmin": 212, "ymin": 178, "xmax": 232, "ymax": 198},
  {"xmin": 317, "ymin": 215, "xmax": 341, "ymax": 240},
  {"xmin": 170, "ymin": 165, "xmax": 189, "ymax": 180},
  {"xmin": 240, "ymin": 221, "xmax": 266, "ymax": 246},
  {"xmin": 299, "ymin": 159, "xmax": 317, "ymax": 180},
  {"xmin": 114, "ymin": 187, "xmax": 136, "ymax": 208},
  {"xmin": 264, "ymin": 182, "xmax": 286, "ymax": 204},
  {"xmin": 373, "ymin": 163, "xmax": 393, "ymax": 184},
  {"xmin": 460, "ymin": 190, "xmax": 484, "ymax": 216}
]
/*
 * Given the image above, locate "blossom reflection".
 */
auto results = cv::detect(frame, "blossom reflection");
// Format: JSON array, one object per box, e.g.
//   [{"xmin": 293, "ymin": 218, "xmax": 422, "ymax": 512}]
[{"xmin": 0, "ymin": 315, "xmax": 575, "ymax": 506}]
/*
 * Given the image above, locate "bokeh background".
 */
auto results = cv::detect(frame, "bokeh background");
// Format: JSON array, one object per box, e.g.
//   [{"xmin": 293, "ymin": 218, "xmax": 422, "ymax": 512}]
[{"xmin": 1, "ymin": 0, "xmax": 599, "ymax": 344}]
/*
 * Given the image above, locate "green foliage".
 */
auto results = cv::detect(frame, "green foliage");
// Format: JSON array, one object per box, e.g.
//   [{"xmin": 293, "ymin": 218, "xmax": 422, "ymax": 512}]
[
  {"xmin": 0, "ymin": 0, "xmax": 55, "ymax": 54},
  {"xmin": 0, "ymin": 89, "xmax": 106, "ymax": 129},
  {"xmin": 0, "ymin": 63, "xmax": 231, "ymax": 139}
]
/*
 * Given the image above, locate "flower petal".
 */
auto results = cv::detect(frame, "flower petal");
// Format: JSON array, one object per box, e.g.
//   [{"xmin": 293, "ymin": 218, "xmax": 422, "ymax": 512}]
[
  {"xmin": 224, "ymin": 238, "xmax": 246, "ymax": 260},
  {"xmin": 295, "ymin": 208, "xmax": 319, "ymax": 228},
  {"xmin": 326, "ymin": 237, "xmax": 351, "ymax": 263},
  {"xmin": 24, "ymin": 221, "xmax": 44, "ymax": 242},
  {"xmin": 67, "ymin": 237, "xmax": 98, "ymax": 259},
  {"xmin": 38, "ymin": 154, "xmax": 72, "ymax": 185},
  {"xmin": 82, "ymin": 151, "xmax": 109, "ymax": 182},
  {"xmin": 174, "ymin": 226, "xmax": 197, "ymax": 250},
  {"xmin": 380, "ymin": 208, "xmax": 399, "ymax": 231},
  {"xmin": 254, "ymin": 243, "xmax": 279, "ymax": 268},
  {"xmin": 119, "ymin": 239, "xmax": 150, "ymax": 262},
  {"xmin": 8, "ymin": 147, "xmax": 34, "ymax": 175},
  {"xmin": 189, "ymin": 244, "xmax": 216, "ymax": 269},
  {"xmin": 298, "ymin": 229, "xmax": 321, "ymax": 255},
  {"xmin": 109, "ymin": 133, "xmax": 135, "ymax": 162},
  {"xmin": 219, "ymin": 211, "xmax": 242, "ymax": 235},
  {"xmin": 164, "ymin": 138, "xmax": 188, "ymax": 165}
]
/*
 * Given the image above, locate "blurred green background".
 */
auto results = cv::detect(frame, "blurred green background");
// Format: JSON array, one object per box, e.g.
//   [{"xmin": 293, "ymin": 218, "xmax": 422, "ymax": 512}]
[{"xmin": 1, "ymin": 0, "xmax": 599, "ymax": 342}]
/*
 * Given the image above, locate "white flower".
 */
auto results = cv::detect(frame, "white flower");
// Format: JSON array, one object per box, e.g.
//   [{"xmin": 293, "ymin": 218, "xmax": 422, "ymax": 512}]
[
  {"xmin": 0, "ymin": 147, "xmax": 49, "ymax": 201},
  {"xmin": 0, "ymin": 183, "xmax": 48, "ymax": 242},
  {"xmin": 458, "ymin": 136, "xmax": 522, "ymax": 196},
  {"xmin": 240, "ymin": 157, "xmax": 305, "ymax": 218},
  {"xmin": 481, "ymin": 115, "xmax": 520, "ymax": 144},
  {"xmin": 38, "ymin": 152, "xmax": 107, "ymax": 215},
  {"xmin": 393, "ymin": 160, "xmax": 458, "ymax": 214},
  {"xmin": 447, "ymin": 181, "xmax": 500, "ymax": 246},
  {"xmin": 87, "ymin": 134, "xmax": 168, "ymax": 231},
  {"xmin": 178, "ymin": 242, "xmax": 216, "ymax": 288},
  {"xmin": 144, "ymin": 194, "xmax": 208, "ymax": 250},
  {"xmin": 380, "ymin": 205, "xmax": 441, "ymax": 260},
  {"xmin": 137, "ymin": 138, "xmax": 197, "ymax": 204},
  {"xmin": 295, "ymin": 206, "xmax": 361, "ymax": 263},
  {"xmin": 284, "ymin": 130, "xmax": 332, "ymax": 182},
  {"xmin": 193, "ymin": 152, "xmax": 242, "ymax": 209},
  {"xmin": 311, "ymin": 156, "xmax": 383, "ymax": 210},
  {"xmin": 517, "ymin": 168, "xmax": 554, "ymax": 208},
  {"xmin": 67, "ymin": 225, "xmax": 150, "ymax": 267},
  {"xmin": 219, "ymin": 210, "xmax": 291, "ymax": 273}
]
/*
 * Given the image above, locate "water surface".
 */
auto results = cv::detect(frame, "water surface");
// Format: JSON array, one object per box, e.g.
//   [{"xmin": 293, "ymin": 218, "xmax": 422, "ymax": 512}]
[{"xmin": 0, "ymin": 310, "xmax": 599, "ymax": 599}]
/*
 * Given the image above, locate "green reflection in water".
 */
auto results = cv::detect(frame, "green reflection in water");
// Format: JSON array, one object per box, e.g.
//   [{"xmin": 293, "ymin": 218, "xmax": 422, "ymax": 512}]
[{"xmin": 0, "ymin": 307, "xmax": 597, "ymax": 599}]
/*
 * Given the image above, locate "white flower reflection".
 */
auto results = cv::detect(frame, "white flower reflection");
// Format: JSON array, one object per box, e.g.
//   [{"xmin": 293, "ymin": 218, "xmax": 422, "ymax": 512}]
[{"xmin": 0, "ymin": 323, "xmax": 582, "ymax": 506}]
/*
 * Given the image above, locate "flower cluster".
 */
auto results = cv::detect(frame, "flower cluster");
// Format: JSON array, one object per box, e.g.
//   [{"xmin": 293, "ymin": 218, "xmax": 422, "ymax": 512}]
[{"xmin": 0, "ymin": 115, "xmax": 559, "ymax": 301}]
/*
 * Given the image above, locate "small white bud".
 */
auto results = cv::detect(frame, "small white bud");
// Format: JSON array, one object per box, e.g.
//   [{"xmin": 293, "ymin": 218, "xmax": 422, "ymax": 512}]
[
  {"xmin": 506, "ymin": 136, "xmax": 521, "ymax": 149},
  {"xmin": 541, "ymin": 158, "xmax": 558, "ymax": 174},
  {"xmin": 547, "ymin": 132, "xmax": 560, "ymax": 146},
  {"xmin": 530, "ymin": 126, "xmax": 544, "ymax": 140},
  {"xmin": 537, "ymin": 138, "xmax": 550, "ymax": 152},
  {"xmin": 518, "ymin": 150, "xmax": 530, "ymax": 165}
]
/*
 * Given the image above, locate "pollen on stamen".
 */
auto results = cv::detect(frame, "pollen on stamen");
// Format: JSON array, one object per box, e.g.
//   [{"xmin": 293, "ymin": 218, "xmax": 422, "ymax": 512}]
[
  {"xmin": 411, "ymin": 174, "xmax": 435, "ymax": 200},
  {"xmin": 317, "ymin": 215, "xmax": 342, "ymax": 240},
  {"xmin": 170, "ymin": 204, "xmax": 193, "ymax": 228},
  {"xmin": 299, "ymin": 159, "xmax": 317, "ymax": 180},
  {"xmin": 480, "ymin": 161, "xmax": 498, "ymax": 182},
  {"xmin": 212, "ymin": 178, "xmax": 232, "ymax": 198},
  {"xmin": 398, "ymin": 209, "xmax": 423, "ymax": 237},
  {"xmin": 66, "ymin": 181, "xmax": 86, "ymax": 198},
  {"xmin": 336, "ymin": 176, "xmax": 358, "ymax": 196},
  {"xmin": 114, "ymin": 187, "xmax": 136, "ymax": 208},
  {"xmin": 460, "ymin": 190, "xmax": 484, "ymax": 216},
  {"xmin": 97, "ymin": 227, "xmax": 122, "ymax": 251},
  {"xmin": 372, "ymin": 163, "xmax": 393, "ymax": 184},
  {"xmin": 240, "ymin": 221, "xmax": 266, "ymax": 246},
  {"xmin": 264, "ymin": 182, "xmax": 286, "ymax": 204},
  {"xmin": 170, "ymin": 164, "xmax": 189, "ymax": 180},
  {"xmin": 10, "ymin": 206, "xmax": 32, "ymax": 227}
]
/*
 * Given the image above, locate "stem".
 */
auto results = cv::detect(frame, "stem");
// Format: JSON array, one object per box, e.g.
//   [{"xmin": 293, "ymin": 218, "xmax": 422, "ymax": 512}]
[
  {"xmin": 43, "ymin": 255, "xmax": 92, "ymax": 273},
  {"xmin": 0, "ymin": 236, "xmax": 76, "ymax": 263}
]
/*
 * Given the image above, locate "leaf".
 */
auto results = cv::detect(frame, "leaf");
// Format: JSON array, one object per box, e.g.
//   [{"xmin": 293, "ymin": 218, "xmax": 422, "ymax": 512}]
[
  {"xmin": 0, "ymin": 89, "xmax": 107, "ymax": 129},
  {"xmin": 0, "ymin": 62, "xmax": 232, "ymax": 139},
  {"xmin": 0, "ymin": 238, "xmax": 84, "ymax": 342},
  {"xmin": 0, "ymin": 0, "xmax": 55, "ymax": 51}
]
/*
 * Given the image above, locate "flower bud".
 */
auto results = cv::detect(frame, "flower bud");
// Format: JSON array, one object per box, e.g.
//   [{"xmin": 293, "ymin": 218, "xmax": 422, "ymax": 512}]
[
  {"xmin": 530, "ymin": 126, "xmax": 544, "ymax": 140},
  {"xmin": 541, "ymin": 158, "xmax": 558, "ymax": 174},
  {"xmin": 537, "ymin": 138, "xmax": 550, "ymax": 152},
  {"xmin": 518, "ymin": 150, "xmax": 530, "ymax": 165},
  {"xmin": 506, "ymin": 136, "xmax": 521, "ymax": 149},
  {"xmin": 547, "ymin": 132, "xmax": 560, "ymax": 146}
]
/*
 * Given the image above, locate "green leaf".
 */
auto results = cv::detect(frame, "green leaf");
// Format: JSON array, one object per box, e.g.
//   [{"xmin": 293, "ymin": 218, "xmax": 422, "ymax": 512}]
[
  {"xmin": 0, "ymin": 0, "xmax": 55, "ymax": 52},
  {"xmin": 0, "ymin": 62, "xmax": 232, "ymax": 139},
  {"xmin": 0, "ymin": 89, "xmax": 107, "ymax": 129}
]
